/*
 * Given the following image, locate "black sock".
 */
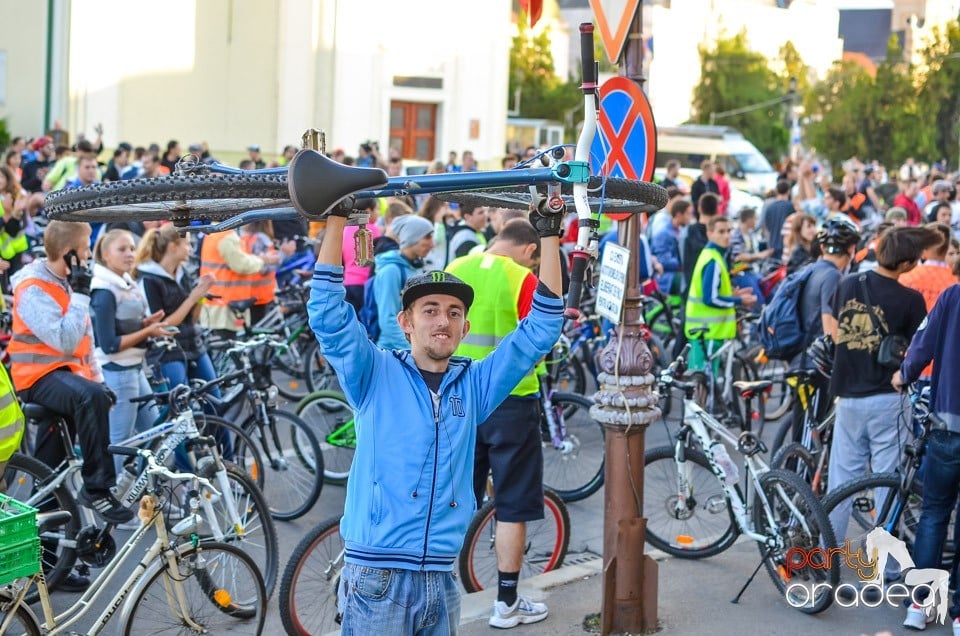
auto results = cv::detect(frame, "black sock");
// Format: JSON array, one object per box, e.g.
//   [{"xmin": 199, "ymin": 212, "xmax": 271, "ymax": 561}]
[{"xmin": 498, "ymin": 570, "xmax": 519, "ymax": 607}]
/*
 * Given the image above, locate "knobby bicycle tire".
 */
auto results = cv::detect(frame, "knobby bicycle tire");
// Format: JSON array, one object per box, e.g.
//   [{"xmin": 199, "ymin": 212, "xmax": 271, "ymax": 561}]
[
  {"xmin": 44, "ymin": 174, "xmax": 290, "ymax": 223},
  {"xmin": 435, "ymin": 177, "xmax": 668, "ymax": 214},
  {"xmin": 303, "ymin": 339, "xmax": 339, "ymax": 394},
  {"xmin": 279, "ymin": 515, "xmax": 344, "ymax": 636},
  {"xmin": 3, "ymin": 453, "xmax": 79, "ymax": 601},
  {"xmin": 769, "ymin": 442, "xmax": 823, "ymax": 495},
  {"xmin": 122, "ymin": 541, "xmax": 266, "ymax": 635},
  {"xmin": 643, "ymin": 445, "xmax": 740, "ymax": 558},
  {"xmin": 541, "ymin": 392, "xmax": 605, "ymax": 502},
  {"xmin": 295, "ymin": 390, "xmax": 355, "ymax": 485},
  {"xmin": 458, "ymin": 488, "xmax": 570, "ymax": 593},
  {"xmin": 753, "ymin": 469, "xmax": 839, "ymax": 614}
]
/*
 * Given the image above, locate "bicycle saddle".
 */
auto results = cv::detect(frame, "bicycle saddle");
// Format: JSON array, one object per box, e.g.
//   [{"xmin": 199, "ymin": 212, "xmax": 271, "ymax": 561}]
[
  {"xmin": 22, "ymin": 403, "xmax": 62, "ymax": 422},
  {"xmin": 732, "ymin": 380, "xmax": 773, "ymax": 398},
  {"xmin": 228, "ymin": 298, "xmax": 257, "ymax": 313},
  {"xmin": 288, "ymin": 149, "xmax": 388, "ymax": 219},
  {"xmin": 687, "ymin": 327, "xmax": 710, "ymax": 338}
]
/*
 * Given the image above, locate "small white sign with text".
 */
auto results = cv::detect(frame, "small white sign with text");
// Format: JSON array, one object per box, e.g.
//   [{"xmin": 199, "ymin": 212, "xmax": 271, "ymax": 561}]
[{"xmin": 595, "ymin": 243, "xmax": 630, "ymax": 325}]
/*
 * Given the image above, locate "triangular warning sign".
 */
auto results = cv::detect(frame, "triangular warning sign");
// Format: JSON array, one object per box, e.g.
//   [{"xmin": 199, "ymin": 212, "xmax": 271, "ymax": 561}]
[{"xmin": 588, "ymin": 0, "xmax": 640, "ymax": 64}]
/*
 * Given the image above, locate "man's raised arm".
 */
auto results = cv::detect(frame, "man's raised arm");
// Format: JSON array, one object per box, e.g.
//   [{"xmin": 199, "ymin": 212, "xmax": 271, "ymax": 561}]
[{"xmin": 317, "ymin": 216, "xmax": 346, "ymax": 267}]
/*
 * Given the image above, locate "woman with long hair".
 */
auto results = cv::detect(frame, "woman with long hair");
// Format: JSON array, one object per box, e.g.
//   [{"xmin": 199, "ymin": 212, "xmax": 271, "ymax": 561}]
[
  {"xmin": 133, "ymin": 225, "xmax": 217, "ymax": 391},
  {"xmin": 90, "ymin": 229, "xmax": 169, "ymax": 473},
  {"xmin": 786, "ymin": 213, "xmax": 818, "ymax": 274}
]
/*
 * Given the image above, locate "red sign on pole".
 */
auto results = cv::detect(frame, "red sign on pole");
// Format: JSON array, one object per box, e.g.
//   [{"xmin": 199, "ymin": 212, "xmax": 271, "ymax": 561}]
[{"xmin": 588, "ymin": 0, "xmax": 641, "ymax": 64}]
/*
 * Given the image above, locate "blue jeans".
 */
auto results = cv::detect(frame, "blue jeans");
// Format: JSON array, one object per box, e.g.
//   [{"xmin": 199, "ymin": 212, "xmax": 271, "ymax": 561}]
[
  {"xmin": 160, "ymin": 354, "xmax": 220, "ymax": 397},
  {"xmin": 102, "ymin": 366, "xmax": 159, "ymax": 475},
  {"xmin": 338, "ymin": 564, "xmax": 460, "ymax": 635},
  {"xmin": 911, "ymin": 430, "xmax": 960, "ymax": 618}
]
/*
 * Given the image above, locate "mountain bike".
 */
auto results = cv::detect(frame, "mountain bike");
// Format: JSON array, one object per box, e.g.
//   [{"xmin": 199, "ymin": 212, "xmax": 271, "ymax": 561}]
[
  {"xmin": 6, "ymin": 382, "xmax": 279, "ymax": 599},
  {"xmin": 644, "ymin": 345, "xmax": 839, "ymax": 614},
  {"xmin": 0, "ymin": 447, "xmax": 266, "ymax": 635},
  {"xmin": 43, "ymin": 26, "xmax": 667, "ymax": 323}
]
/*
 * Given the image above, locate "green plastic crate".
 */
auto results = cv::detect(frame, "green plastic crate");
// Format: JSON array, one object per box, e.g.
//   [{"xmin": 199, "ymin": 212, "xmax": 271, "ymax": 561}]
[
  {"xmin": 0, "ymin": 494, "xmax": 37, "ymax": 545},
  {"xmin": 0, "ymin": 538, "xmax": 40, "ymax": 585}
]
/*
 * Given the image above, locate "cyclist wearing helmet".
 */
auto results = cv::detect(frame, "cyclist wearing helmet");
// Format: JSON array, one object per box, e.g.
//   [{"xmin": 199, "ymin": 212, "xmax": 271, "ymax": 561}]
[{"xmin": 798, "ymin": 217, "xmax": 861, "ymax": 354}]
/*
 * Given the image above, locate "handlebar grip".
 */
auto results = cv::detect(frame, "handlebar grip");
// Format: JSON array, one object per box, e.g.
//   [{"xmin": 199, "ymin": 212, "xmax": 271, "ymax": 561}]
[
  {"xmin": 108, "ymin": 445, "xmax": 140, "ymax": 457},
  {"xmin": 579, "ymin": 23, "xmax": 596, "ymax": 88},
  {"xmin": 678, "ymin": 342, "xmax": 691, "ymax": 363},
  {"xmin": 565, "ymin": 252, "xmax": 590, "ymax": 319}
]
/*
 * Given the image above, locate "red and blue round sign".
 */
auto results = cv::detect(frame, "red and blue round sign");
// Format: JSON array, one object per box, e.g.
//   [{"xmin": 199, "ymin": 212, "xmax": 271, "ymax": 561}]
[{"xmin": 590, "ymin": 76, "xmax": 657, "ymax": 219}]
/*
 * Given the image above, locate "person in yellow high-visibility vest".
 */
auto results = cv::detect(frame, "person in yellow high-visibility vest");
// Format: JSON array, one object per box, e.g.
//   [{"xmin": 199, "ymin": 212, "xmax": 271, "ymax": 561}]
[
  {"xmin": 684, "ymin": 216, "xmax": 757, "ymax": 372},
  {"xmin": 445, "ymin": 219, "xmax": 552, "ymax": 628},
  {"xmin": 0, "ymin": 362, "xmax": 24, "ymax": 492}
]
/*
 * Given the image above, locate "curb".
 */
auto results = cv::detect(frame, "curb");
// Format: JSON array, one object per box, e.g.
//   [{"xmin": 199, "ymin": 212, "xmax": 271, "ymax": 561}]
[{"xmin": 459, "ymin": 557, "xmax": 606, "ymax": 625}]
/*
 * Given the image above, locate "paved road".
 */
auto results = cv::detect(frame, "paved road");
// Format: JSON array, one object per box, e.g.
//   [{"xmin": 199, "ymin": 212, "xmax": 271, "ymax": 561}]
[{"xmin": 36, "ymin": 385, "xmax": 790, "ymax": 633}]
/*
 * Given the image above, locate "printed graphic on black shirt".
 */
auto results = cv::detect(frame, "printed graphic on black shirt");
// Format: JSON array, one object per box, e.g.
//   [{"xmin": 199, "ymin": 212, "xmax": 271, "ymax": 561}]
[{"xmin": 836, "ymin": 297, "xmax": 887, "ymax": 354}]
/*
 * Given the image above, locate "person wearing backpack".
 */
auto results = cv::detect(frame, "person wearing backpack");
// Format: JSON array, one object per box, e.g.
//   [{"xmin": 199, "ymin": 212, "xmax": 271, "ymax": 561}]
[{"xmin": 367, "ymin": 215, "xmax": 434, "ymax": 349}]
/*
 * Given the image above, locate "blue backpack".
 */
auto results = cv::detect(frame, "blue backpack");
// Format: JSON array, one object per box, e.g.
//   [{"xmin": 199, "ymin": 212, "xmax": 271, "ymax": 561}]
[
  {"xmin": 358, "ymin": 263, "xmax": 407, "ymax": 342},
  {"xmin": 758, "ymin": 265, "xmax": 815, "ymax": 360}
]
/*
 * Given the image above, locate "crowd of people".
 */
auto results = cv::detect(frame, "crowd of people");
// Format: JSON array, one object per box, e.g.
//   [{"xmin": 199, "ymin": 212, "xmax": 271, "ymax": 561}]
[{"xmin": 4, "ymin": 126, "xmax": 960, "ymax": 630}]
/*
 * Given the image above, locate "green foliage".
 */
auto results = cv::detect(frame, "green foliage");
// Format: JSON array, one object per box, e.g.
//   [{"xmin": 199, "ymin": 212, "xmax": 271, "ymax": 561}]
[
  {"xmin": 806, "ymin": 36, "xmax": 928, "ymax": 168},
  {"xmin": 508, "ymin": 12, "xmax": 582, "ymax": 136},
  {"xmin": 692, "ymin": 31, "xmax": 789, "ymax": 162},
  {"xmin": 0, "ymin": 119, "xmax": 10, "ymax": 154},
  {"xmin": 916, "ymin": 20, "xmax": 960, "ymax": 165}
]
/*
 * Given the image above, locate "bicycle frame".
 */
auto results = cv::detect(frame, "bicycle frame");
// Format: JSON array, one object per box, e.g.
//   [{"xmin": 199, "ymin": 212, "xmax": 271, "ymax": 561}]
[
  {"xmin": 0, "ymin": 463, "xmax": 216, "ymax": 635},
  {"xmin": 675, "ymin": 399, "xmax": 811, "ymax": 549}
]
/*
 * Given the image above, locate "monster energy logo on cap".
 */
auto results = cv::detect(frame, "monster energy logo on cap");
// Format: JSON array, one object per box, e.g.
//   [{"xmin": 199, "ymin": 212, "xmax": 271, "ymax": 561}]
[{"xmin": 401, "ymin": 270, "xmax": 475, "ymax": 312}]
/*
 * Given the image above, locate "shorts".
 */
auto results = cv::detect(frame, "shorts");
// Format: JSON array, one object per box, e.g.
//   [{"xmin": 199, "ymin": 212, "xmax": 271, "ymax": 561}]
[{"xmin": 473, "ymin": 396, "xmax": 544, "ymax": 523}]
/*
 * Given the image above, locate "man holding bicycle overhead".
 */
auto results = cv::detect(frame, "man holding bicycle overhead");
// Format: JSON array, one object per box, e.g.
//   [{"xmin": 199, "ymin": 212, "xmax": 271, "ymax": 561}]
[
  {"xmin": 308, "ymin": 198, "xmax": 564, "ymax": 635},
  {"xmin": 445, "ymin": 219, "xmax": 551, "ymax": 628}
]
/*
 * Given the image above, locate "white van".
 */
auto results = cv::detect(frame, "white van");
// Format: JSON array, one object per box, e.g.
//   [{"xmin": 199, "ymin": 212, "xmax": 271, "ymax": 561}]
[{"xmin": 657, "ymin": 125, "xmax": 778, "ymax": 196}]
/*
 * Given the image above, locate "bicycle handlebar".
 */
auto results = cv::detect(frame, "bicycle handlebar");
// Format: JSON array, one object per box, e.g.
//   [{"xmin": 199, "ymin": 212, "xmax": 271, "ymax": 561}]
[
  {"xmin": 107, "ymin": 444, "xmax": 220, "ymax": 496},
  {"xmin": 565, "ymin": 23, "xmax": 600, "ymax": 320}
]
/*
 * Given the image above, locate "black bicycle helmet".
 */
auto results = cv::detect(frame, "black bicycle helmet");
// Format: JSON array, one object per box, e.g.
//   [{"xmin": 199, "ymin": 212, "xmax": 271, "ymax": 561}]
[
  {"xmin": 817, "ymin": 217, "xmax": 861, "ymax": 255},
  {"xmin": 807, "ymin": 334, "xmax": 835, "ymax": 379}
]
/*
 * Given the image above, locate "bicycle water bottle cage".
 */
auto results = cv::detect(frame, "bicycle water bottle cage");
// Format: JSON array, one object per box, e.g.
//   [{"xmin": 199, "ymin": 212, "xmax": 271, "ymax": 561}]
[
  {"xmin": 552, "ymin": 161, "xmax": 590, "ymax": 184},
  {"xmin": 288, "ymin": 150, "xmax": 388, "ymax": 220}
]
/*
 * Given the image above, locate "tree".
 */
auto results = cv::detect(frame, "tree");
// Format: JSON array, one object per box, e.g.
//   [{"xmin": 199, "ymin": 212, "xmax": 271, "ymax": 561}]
[
  {"xmin": 916, "ymin": 19, "xmax": 960, "ymax": 167},
  {"xmin": 868, "ymin": 36, "xmax": 924, "ymax": 167},
  {"xmin": 803, "ymin": 61, "xmax": 873, "ymax": 167},
  {"xmin": 779, "ymin": 40, "xmax": 813, "ymax": 95},
  {"xmin": 508, "ymin": 11, "xmax": 582, "ymax": 135},
  {"xmin": 692, "ymin": 31, "xmax": 789, "ymax": 162}
]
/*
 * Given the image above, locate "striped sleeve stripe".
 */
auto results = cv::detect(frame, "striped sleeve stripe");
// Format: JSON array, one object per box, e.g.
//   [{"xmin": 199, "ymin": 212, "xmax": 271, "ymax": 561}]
[
  {"xmin": 313, "ymin": 271, "xmax": 344, "ymax": 283},
  {"xmin": 532, "ymin": 298, "xmax": 563, "ymax": 314}
]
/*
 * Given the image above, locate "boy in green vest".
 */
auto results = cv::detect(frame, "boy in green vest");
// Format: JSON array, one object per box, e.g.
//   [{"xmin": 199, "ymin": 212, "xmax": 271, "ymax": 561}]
[
  {"xmin": 445, "ymin": 219, "xmax": 551, "ymax": 629},
  {"xmin": 684, "ymin": 216, "xmax": 757, "ymax": 372}
]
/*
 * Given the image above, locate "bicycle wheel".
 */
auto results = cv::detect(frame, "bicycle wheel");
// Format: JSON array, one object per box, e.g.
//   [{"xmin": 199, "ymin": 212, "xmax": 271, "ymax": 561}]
[
  {"xmin": 296, "ymin": 391, "xmax": 356, "ymax": 485},
  {"xmin": 302, "ymin": 340, "xmax": 339, "ymax": 393},
  {"xmin": 547, "ymin": 353, "xmax": 587, "ymax": 396},
  {"xmin": 753, "ymin": 469, "xmax": 839, "ymax": 614},
  {"xmin": 770, "ymin": 413, "xmax": 803, "ymax": 458},
  {"xmin": 44, "ymin": 174, "xmax": 290, "ymax": 223},
  {"xmin": 244, "ymin": 409, "xmax": 323, "ymax": 520},
  {"xmin": 643, "ymin": 445, "xmax": 740, "ymax": 558},
  {"xmin": 541, "ymin": 392, "xmax": 604, "ymax": 502},
  {"xmin": 757, "ymin": 358, "xmax": 792, "ymax": 421},
  {"xmin": 3, "ymin": 453, "xmax": 79, "ymax": 597},
  {"xmin": 435, "ymin": 177, "xmax": 668, "ymax": 214},
  {"xmin": 279, "ymin": 516, "xmax": 344, "ymax": 636},
  {"xmin": 0, "ymin": 596, "xmax": 41, "ymax": 636},
  {"xmin": 195, "ymin": 413, "xmax": 266, "ymax": 490},
  {"xmin": 168, "ymin": 463, "xmax": 279, "ymax": 600},
  {"xmin": 821, "ymin": 473, "xmax": 923, "ymax": 551},
  {"xmin": 769, "ymin": 441, "xmax": 824, "ymax": 495},
  {"xmin": 458, "ymin": 488, "xmax": 570, "ymax": 593},
  {"xmin": 122, "ymin": 541, "xmax": 266, "ymax": 635}
]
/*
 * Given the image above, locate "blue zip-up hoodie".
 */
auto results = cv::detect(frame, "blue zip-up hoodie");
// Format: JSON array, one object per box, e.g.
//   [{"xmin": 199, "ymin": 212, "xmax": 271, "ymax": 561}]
[
  {"xmin": 309, "ymin": 264, "xmax": 564, "ymax": 571},
  {"xmin": 373, "ymin": 249, "xmax": 418, "ymax": 351},
  {"xmin": 900, "ymin": 284, "xmax": 960, "ymax": 429}
]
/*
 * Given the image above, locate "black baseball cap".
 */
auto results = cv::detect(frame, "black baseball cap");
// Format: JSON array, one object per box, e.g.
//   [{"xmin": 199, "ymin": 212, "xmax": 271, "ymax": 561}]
[{"xmin": 401, "ymin": 271, "xmax": 474, "ymax": 312}]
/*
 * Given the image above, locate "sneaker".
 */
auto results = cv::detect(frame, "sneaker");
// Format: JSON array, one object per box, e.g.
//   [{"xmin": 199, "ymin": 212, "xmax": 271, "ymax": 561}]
[
  {"xmin": 78, "ymin": 487, "xmax": 135, "ymax": 524},
  {"xmin": 904, "ymin": 603, "xmax": 934, "ymax": 630},
  {"xmin": 953, "ymin": 617, "xmax": 960, "ymax": 636},
  {"xmin": 489, "ymin": 596, "xmax": 548, "ymax": 629}
]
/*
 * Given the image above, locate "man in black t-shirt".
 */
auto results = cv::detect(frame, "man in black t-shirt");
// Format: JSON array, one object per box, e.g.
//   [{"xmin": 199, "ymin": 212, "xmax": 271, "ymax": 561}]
[
  {"xmin": 690, "ymin": 160, "xmax": 719, "ymax": 210},
  {"xmin": 826, "ymin": 227, "xmax": 942, "ymax": 543}
]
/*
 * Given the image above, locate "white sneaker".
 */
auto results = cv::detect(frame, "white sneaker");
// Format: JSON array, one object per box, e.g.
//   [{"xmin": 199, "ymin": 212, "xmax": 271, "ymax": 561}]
[
  {"xmin": 904, "ymin": 603, "xmax": 933, "ymax": 630},
  {"xmin": 489, "ymin": 596, "xmax": 548, "ymax": 629}
]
